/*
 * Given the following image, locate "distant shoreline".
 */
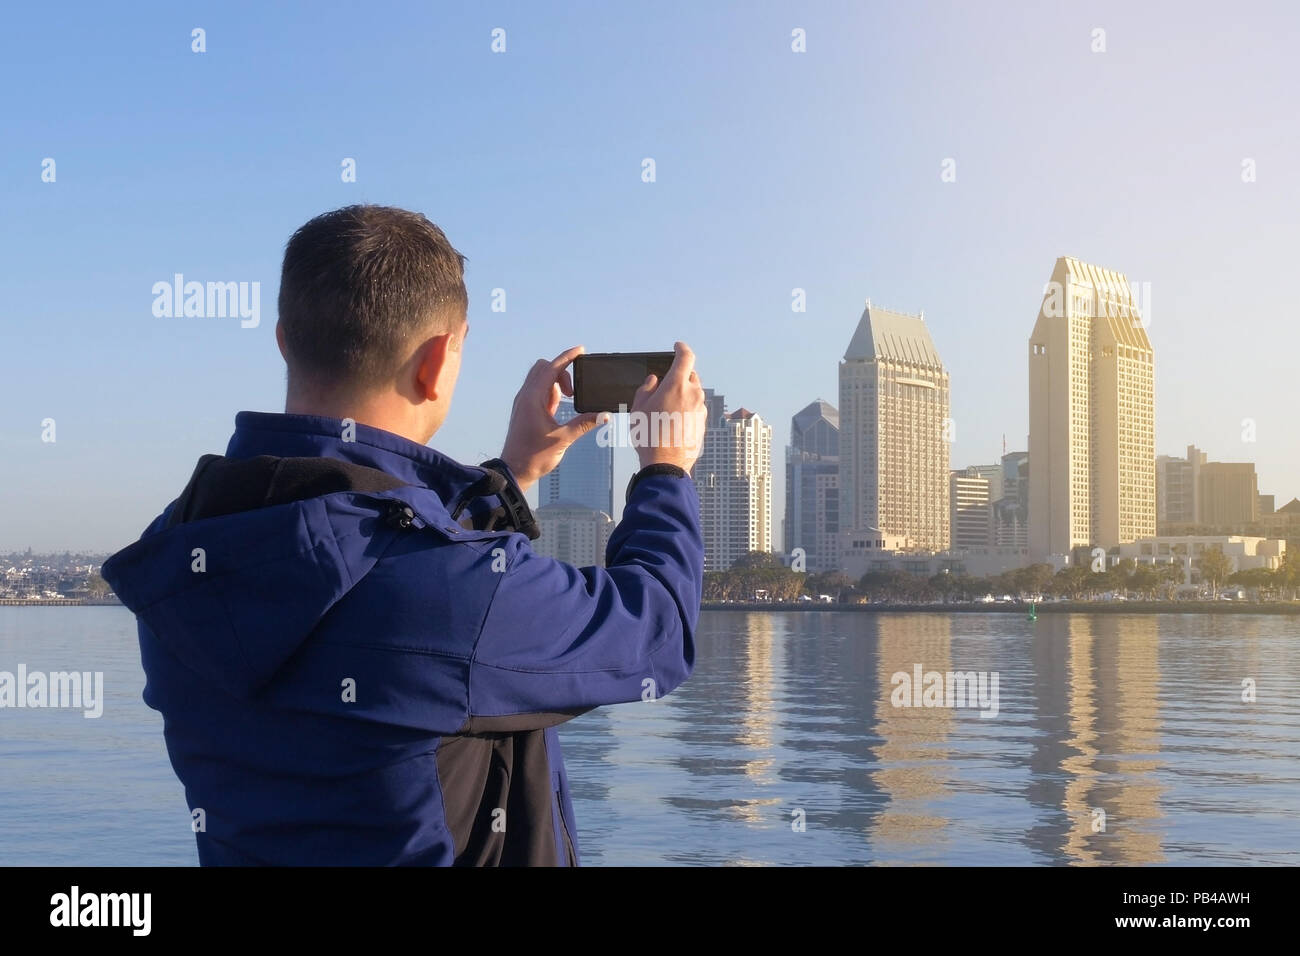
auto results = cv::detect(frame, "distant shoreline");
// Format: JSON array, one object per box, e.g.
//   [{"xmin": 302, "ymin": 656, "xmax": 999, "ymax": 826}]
[
  {"xmin": 0, "ymin": 598, "xmax": 122, "ymax": 606},
  {"xmin": 5, "ymin": 598, "xmax": 1297, "ymax": 615},
  {"xmin": 702, "ymin": 601, "xmax": 1300, "ymax": 615}
]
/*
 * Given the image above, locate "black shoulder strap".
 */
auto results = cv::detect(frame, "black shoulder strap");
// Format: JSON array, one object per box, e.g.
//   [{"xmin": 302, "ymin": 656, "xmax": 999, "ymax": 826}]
[
  {"xmin": 450, "ymin": 461, "xmax": 541, "ymax": 540},
  {"xmin": 165, "ymin": 455, "xmax": 407, "ymax": 529}
]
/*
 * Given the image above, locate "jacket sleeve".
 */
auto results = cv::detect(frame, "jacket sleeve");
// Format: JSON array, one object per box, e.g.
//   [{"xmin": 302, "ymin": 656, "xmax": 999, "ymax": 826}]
[{"xmin": 460, "ymin": 472, "xmax": 703, "ymax": 732}]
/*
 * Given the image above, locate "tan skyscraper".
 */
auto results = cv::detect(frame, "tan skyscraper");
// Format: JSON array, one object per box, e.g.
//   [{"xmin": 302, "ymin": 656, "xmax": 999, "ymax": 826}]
[
  {"xmin": 839, "ymin": 302, "xmax": 950, "ymax": 553},
  {"xmin": 1029, "ymin": 257, "xmax": 1155, "ymax": 560}
]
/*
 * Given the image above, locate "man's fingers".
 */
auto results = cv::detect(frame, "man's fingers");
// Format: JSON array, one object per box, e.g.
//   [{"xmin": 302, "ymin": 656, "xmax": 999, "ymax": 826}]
[
  {"xmin": 522, "ymin": 358, "xmax": 552, "ymax": 394},
  {"xmin": 661, "ymin": 340, "xmax": 695, "ymax": 388},
  {"xmin": 521, "ymin": 347, "xmax": 584, "ymax": 402},
  {"xmin": 549, "ymin": 345, "xmax": 585, "ymax": 373},
  {"xmin": 560, "ymin": 411, "xmax": 605, "ymax": 441},
  {"xmin": 629, "ymin": 374, "xmax": 659, "ymax": 414},
  {"xmin": 547, "ymin": 381, "xmax": 562, "ymax": 418}
]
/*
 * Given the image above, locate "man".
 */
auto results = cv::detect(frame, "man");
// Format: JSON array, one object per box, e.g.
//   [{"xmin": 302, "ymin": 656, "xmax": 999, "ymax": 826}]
[{"xmin": 102, "ymin": 205, "xmax": 706, "ymax": 866}]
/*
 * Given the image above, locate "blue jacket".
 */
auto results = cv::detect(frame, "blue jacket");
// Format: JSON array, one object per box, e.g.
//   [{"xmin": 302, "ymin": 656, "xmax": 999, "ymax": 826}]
[{"xmin": 100, "ymin": 411, "xmax": 703, "ymax": 865}]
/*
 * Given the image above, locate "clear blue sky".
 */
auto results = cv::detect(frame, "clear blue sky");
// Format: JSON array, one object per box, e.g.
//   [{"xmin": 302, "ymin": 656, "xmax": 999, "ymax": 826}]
[{"xmin": 2, "ymin": 0, "xmax": 1297, "ymax": 551}]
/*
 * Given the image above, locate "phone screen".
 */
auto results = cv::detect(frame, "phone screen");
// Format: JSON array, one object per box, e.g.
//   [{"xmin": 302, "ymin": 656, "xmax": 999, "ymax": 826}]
[{"xmin": 572, "ymin": 352, "xmax": 676, "ymax": 413}]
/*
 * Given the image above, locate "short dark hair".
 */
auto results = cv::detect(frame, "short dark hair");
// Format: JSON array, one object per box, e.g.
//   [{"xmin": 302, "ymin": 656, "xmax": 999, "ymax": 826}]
[{"xmin": 277, "ymin": 205, "xmax": 467, "ymax": 391}]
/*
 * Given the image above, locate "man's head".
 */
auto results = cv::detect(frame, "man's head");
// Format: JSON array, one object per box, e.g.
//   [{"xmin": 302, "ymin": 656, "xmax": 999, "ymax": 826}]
[{"xmin": 275, "ymin": 205, "xmax": 468, "ymax": 442}]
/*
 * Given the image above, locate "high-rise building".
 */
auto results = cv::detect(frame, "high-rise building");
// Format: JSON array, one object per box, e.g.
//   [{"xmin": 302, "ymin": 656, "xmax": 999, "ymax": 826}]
[
  {"xmin": 956, "ymin": 460, "xmax": 1019, "ymax": 548},
  {"xmin": 950, "ymin": 468, "xmax": 992, "ymax": 550},
  {"xmin": 539, "ymin": 400, "xmax": 614, "ymax": 516},
  {"xmin": 784, "ymin": 399, "xmax": 839, "ymax": 572},
  {"xmin": 1028, "ymin": 257, "xmax": 1155, "ymax": 559},
  {"xmin": 1157, "ymin": 444, "xmax": 1259, "ymax": 531},
  {"xmin": 691, "ymin": 389, "xmax": 773, "ymax": 571},
  {"xmin": 1157, "ymin": 447, "xmax": 1201, "ymax": 527},
  {"xmin": 967, "ymin": 463, "xmax": 1004, "ymax": 505},
  {"xmin": 1001, "ymin": 451, "xmax": 1029, "ymax": 507},
  {"xmin": 1199, "ymin": 461, "xmax": 1259, "ymax": 527},
  {"xmin": 839, "ymin": 301, "xmax": 950, "ymax": 553},
  {"xmin": 533, "ymin": 503, "xmax": 613, "ymax": 567},
  {"xmin": 993, "ymin": 451, "xmax": 1030, "ymax": 548}
]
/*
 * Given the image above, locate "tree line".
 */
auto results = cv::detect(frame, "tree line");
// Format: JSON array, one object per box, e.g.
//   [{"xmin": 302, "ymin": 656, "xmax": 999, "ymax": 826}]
[{"xmin": 702, "ymin": 547, "xmax": 1300, "ymax": 603}]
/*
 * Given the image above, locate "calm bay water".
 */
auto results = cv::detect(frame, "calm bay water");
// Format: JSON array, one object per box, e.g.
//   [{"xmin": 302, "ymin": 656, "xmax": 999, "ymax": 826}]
[{"xmin": 2, "ymin": 606, "xmax": 1297, "ymax": 865}]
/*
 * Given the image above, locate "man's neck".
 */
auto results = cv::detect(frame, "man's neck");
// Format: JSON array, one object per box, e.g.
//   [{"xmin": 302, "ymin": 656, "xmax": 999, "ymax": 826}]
[{"xmin": 284, "ymin": 394, "xmax": 432, "ymax": 446}]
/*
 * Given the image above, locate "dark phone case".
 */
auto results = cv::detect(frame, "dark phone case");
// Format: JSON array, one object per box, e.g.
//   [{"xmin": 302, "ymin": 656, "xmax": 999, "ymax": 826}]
[{"xmin": 572, "ymin": 352, "xmax": 676, "ymax": 413}]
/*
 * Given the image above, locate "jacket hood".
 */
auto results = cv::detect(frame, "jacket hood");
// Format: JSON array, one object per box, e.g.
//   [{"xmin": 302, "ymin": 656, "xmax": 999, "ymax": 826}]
[{"xmin": 102, "ymin": 453, "xmax": 428, "ymax": 699}]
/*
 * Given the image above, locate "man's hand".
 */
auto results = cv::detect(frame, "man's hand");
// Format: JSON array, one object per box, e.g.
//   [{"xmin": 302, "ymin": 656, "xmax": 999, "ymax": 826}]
[
  {"xmin": 500, "ymin": 345, "xmax": 605, "ymax": 495},
  {"xmin": 630, "ymin": 341, "xmax": 706, "ymax": 473}
]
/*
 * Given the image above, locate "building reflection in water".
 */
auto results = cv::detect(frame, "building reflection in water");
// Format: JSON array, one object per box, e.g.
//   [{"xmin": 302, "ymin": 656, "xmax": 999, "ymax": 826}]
[
  {"xmin": 566, "ymin": 607, "xmax": 1186, "ymax": 864},
  {"xmin": 1059, "ymin": 614, "xmax": 1165, "ymax": 864},
  {"xmin": 868, "ymin": 613, "xmax": 954, "ymax": 856},
  {"xmin": 655, "ymin": 612, "xmax": 788, "ymax": 833},
  {"xmin": 732, "ymin": 611, "xmax": 780, "ymax": 823}
]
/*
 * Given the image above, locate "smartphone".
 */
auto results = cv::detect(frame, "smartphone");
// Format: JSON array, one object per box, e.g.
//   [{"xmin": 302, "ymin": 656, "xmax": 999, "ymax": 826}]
[{"xmin": 572, "ymin": 351, "xmax": 676, "ymax": 413}]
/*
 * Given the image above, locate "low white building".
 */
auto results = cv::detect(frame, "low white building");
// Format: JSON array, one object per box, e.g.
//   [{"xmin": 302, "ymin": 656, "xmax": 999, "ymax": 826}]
[
  {"xmin": 532, "ymin": 504, "xmax": 614, "ymax": 568},
  {"xmin": 1117, "ymin": 534, "xmax": 1286, "ymax": 580},
  {"xmin": 838, "ymin": 531, "xmax": 1033, "ymax": 579}
]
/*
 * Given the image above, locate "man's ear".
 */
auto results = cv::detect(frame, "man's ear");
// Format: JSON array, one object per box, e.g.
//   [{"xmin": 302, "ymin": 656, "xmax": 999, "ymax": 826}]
[
  {"xmin": 414, "ymin": 333, "xmax": 454, "ymax": 402},
  {"xmin": 275, "ymin": 321, "xmax": 288, "ymax": 362}
]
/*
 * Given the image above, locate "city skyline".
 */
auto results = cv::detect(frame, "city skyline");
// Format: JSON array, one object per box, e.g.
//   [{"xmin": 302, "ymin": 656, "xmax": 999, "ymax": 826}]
[
  {"xmin": 4, "ymin": 2, "xmax": 1298, "ymax": 551},
  {"xmin": 8, "ymin": 268, "xmax": 1297, "ymax": 559}
]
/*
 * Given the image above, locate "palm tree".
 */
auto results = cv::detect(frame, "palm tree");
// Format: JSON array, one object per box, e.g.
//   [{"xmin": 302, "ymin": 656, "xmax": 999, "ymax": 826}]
[{"xmin": 1276, "ymin": 548, "xmax": 1300, "ymax": 601}]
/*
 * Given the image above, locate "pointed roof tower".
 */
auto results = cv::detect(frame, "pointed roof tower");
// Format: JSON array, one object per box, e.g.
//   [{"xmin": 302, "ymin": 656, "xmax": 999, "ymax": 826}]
[{"xmin": 844, "ymin": 300, "xmax": 943, "ymax": 367}]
